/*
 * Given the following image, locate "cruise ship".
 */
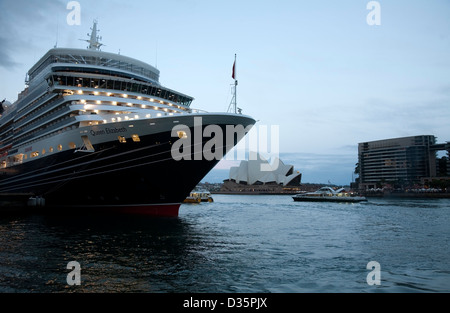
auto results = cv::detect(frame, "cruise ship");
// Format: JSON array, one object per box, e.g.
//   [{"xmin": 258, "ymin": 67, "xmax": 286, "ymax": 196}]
[{"xmin": 0, "ymin": 22, "xmax": 255, "ymax": 216}]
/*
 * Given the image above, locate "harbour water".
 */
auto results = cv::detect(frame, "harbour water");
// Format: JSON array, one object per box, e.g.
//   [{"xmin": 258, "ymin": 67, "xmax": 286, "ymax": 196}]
[{"xmin": 0, "ymin": 195, "xmax": 449, "ymax": 293}]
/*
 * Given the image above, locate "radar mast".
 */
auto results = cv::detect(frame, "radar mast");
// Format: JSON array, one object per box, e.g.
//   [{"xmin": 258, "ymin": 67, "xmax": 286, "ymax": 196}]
[{"xmin": 81, "ymin": 20, "xmax": 104, "ymax": 50}]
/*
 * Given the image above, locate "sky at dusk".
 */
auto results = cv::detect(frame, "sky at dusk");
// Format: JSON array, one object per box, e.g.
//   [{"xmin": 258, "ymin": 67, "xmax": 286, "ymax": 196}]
[{"xmin": 1, "ymin": 0, "xmax": 449, "ymax": 185}]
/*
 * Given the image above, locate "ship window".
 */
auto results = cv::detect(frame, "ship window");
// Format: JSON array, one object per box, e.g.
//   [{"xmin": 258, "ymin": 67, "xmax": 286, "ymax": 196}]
[
  {"xmin": 177, "ymin": 131, "xmax": 188, "ymax": 139},
  {"xmin": 58, "ymin": 144, "xmax": 63, "ymax": 151},
  {"xmin": 69, "ymin": 142, "xmax": 76, "ymax": 149},
  {"xmin": 31, "ymin": 151, "xmax": 39, "ymax": 158},
  {"xmin": 42, "ymin": 149, "xmax": 46, "ymax": 155},
  {"xmin": 49, "ymin": 147, "xmax": 54, "ymax": 153},
  {"xmin": 14, "ymin": 154, "xmax": 24, "ymax": 164},
  {"xmin": 132, "ymin": 134, "xmax": 140, "ymax": 142},
  {"xmin": 118, "ymin": 136, "xmax": 127, "ymax": 143}
]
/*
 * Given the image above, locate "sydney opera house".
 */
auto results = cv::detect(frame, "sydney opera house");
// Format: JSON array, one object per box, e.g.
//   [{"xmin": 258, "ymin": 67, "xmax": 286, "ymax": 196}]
[{"xmin": 219, "ymin": 153, "xmax": 302, "ymax": 194}]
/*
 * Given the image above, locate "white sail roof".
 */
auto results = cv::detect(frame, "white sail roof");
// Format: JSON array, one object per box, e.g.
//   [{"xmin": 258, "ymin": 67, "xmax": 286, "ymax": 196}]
[{"xmin": 229, "ymin": 153, "xmax": 301, "ymax": 186}]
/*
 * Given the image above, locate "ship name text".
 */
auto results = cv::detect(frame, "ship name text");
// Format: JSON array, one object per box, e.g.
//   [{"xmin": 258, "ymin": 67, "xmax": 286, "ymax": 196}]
[{"xmin": 90, "ymin": 127, "xmax": 128, "ymax": 137}]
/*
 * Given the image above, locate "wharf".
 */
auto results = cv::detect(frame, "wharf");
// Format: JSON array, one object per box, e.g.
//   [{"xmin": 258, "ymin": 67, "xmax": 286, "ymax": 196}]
[
  {"xmin": 363, "ymin": 191, "xmax": 450, "ymax": 199},
  {"xmin": 213, "ymin": 190, "xmax": 300, "ymax": 195}
]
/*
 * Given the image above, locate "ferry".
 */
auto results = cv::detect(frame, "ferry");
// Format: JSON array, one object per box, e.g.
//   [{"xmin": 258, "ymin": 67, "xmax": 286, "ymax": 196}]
[
  {"xmin": 292, "ymin": 187, "xmax": 367, "ymax": 203},
  {"xmin": 183, "ymin": 190, "xmax": 213, "ymax": 203},
  {"xmin": 183, "ymin": 196, "xmax": 201, "ymax": 204},
  {"xmin": 0, "ymin": 22, "xmax": 254, "ymax": 216},
  {"xmin": 191, "ymin": 190, "xmax": 214, "ymax": 202}
]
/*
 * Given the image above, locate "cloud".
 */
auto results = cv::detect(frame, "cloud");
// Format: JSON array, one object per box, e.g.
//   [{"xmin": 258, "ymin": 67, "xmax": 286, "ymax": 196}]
[
  {"xmin": 357, "ymin": 95, "xmax": 450, "ymax": 141},
  {"xmin": 0, "ymin": 0, "xmax": 66, "ymax": 69},
  {"xmin": 0, "ymin": 36, "xmax": 20, "ymax": 69}
]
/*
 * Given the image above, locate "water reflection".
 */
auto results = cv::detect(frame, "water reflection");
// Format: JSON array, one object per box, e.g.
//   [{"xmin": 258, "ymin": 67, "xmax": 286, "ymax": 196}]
[
  {"xmin": 1, "ymin": 214, "xmax": 217, "ymax": 292},
  {"xmin": 1, "ymin": 196, "xmax": 449, "ymax": 293}
]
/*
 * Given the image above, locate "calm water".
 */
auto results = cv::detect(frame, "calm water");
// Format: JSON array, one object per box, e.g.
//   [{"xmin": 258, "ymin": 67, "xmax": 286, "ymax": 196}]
[{"xmin": 0, "ymin": 195, "xmax": 449, "ymax": 293}]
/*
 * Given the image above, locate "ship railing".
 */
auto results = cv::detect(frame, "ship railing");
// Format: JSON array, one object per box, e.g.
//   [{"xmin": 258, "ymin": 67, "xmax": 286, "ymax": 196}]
[
  {"xmin": 14, "ymin": 97, "xmax": 66, "ymax": 129},
  {"xmin": 14, "ymin": 116, "xmax": 77, "ymax": 146},
  {"xmin": 188, "ymin": 109, "xmax": 209, "ymax": 114}
]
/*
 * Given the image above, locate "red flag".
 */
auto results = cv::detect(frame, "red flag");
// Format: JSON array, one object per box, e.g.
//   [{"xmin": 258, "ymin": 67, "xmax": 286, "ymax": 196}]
[{"xmin": 232, "ymin": 60, "xmax": 236, "ymax": 80}]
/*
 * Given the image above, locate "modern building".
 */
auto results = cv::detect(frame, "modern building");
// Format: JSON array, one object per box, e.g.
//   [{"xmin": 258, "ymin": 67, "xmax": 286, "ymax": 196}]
[{"xmin": 357, "ymin": 135, "xmax": 450, "ymax": 190}]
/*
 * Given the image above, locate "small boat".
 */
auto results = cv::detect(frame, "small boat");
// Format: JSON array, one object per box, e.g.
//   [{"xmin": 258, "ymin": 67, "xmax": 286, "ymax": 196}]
[
  {"xmin": 183, "ymin": 196, "xmax": 201, "ymax": 204},
  {"xmin": 292, "ymin": 187, "xmax": 367, "ymax": 203},
  {"xmin": 184, "ymin": 190, "xmax": 214, "ymax": 203},
  {"xmin": 190, "ymin": 190, "xmax": 214, "ymax": 202}
]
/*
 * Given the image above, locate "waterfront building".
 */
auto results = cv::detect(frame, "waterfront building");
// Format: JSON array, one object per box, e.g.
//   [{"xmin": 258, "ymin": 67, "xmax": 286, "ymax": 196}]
[{"xmin": 358, "ymin": 135, "xmax": 450, "ymax": 190}]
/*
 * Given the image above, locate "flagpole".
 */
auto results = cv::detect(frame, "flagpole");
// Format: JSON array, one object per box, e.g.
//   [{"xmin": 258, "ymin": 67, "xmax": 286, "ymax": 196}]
[
  {"xmin": 228, "ymin": 54, "xmax": 238, "ymax": 114},
  {"xmin": 234, "ymin": 54, "xmax": 237, "ymax": 114}
]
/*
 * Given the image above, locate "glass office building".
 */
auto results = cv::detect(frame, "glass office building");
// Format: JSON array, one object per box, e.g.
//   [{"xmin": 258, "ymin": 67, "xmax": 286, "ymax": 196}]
[{"xmin": 358, "ymin": 135, "xmax": 438, "ymax": 190}]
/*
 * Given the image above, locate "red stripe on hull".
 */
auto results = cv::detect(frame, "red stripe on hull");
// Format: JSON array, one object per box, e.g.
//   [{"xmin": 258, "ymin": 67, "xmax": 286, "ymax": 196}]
[{"xmin": 43, "ymin": 203, "xmax": 181, "ymax": 217}]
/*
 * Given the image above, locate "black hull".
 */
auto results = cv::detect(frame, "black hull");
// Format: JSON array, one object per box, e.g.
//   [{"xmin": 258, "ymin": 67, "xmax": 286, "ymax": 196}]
[{"xmin": 0, "ymin": 115, "xmax": 254, "ymax": 216}]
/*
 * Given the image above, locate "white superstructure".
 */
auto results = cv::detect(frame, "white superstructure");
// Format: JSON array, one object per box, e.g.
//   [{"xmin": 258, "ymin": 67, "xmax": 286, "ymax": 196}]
[{"xmin": 0, "ymin": 21, "xmax": 194, "ymax": 170}]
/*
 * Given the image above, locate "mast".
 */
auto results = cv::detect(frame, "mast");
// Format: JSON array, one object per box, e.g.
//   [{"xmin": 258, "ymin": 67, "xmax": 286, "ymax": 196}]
[
  {"xmin": 228, "ymin": 54, "xmax": 238, "ymax": 114},
  {"xmin": 80, "ymin": 20, "xmax": 103, "ymax": 51}
]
